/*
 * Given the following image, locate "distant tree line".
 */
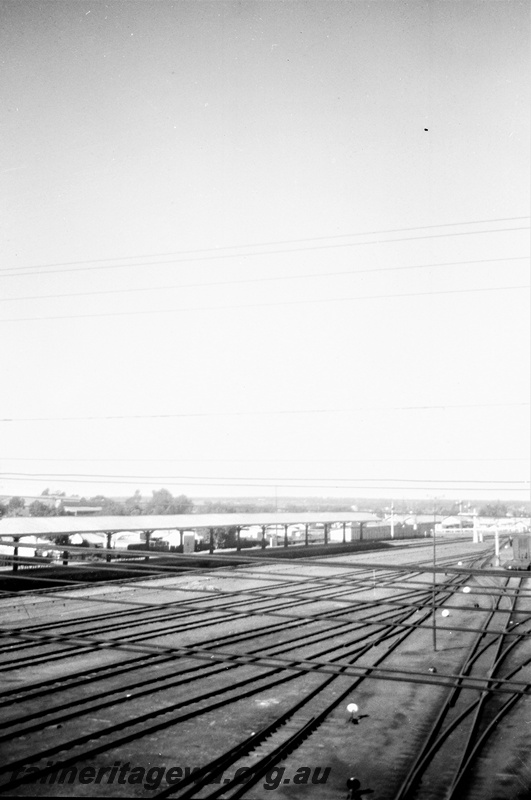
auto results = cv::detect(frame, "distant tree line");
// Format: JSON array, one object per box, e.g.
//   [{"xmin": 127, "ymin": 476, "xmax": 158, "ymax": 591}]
[
  {"xmin": 0, "ymin": 488, "xmax": 194, "ymax": 518},
  {"xmin": 0, "ymin": 492, "xmax": 529, "ymax": 520},
  {"xmin": 94, "ymin": 489, "xmax": 194, "ymax": 516}
]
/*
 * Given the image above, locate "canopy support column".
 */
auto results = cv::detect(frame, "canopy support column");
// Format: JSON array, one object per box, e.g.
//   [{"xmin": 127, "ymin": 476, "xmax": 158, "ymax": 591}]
[
  {"xmin": 106, "ymin": 531, "xmax": 112, "ymax": 563},
  {"xmin": 12, "ymin": 536, "xmax": 19, "ymax": 572},
  {"xmin": 144, "ymin": 530, "xmax": 152, "ymax": 561}
]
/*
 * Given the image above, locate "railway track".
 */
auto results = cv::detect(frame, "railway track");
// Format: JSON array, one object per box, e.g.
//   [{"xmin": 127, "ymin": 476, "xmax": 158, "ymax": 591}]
[
  {"xmin": 0, "ymin": 569, "xmax": 466, "ymax": 723},
  {"xmin": 0, "ymin": 571, "xmax": 465, "ymax": 795},
  {"xmin": 393, "ymin": 574, "xmax": 531, "ymax": 800},
  {"xmin": 0, "ymin": 568, "xmax": 441, "ymax": 671},
  {"xmin": 2, "ymin": 536, "xmax": 524, "ymax": 799},
  {"xmin": 0, "ymin": 543, "xmax": 473, "ymax": 669}
]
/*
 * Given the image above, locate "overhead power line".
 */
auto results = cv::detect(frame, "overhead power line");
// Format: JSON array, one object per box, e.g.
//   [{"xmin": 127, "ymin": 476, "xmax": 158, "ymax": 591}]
[
  {"xmin": 0, "ymin": 255, "xmax": 527, "ymax": 305},
  {"xmin": 1, "ymin": 471, "xmax": 526, "ymax": 485},
  {"xmin": 0, "ymin": 284, "xmax": 528, "ymax": 324},
  {"xmin": 0, "ymin": 474, "xmax": 527, "ymax": 492},
  {"xmin": 2, "ymin": 457, "xmax": 527, "ymax": 463},
  {"xmin": 2, "ymin": 214, "xmax": 528, "ymax": 274},
  {"xmin": 1, "ymin": 224, "xmax": 529, "ymax": 279},
  {"xmin": 1, "ymin": 401, "xmax": 528, "ymax": 423}
]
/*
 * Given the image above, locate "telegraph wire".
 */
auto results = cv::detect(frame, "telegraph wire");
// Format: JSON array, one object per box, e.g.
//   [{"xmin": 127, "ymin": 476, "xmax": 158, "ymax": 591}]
[
  {"xmin": 0, "ymin": 284, "xmax": 528, "ymax": 324},
  {"xmin": 0, "ymin": 256, "xmax": 527, "ymax": 305},
  {"xmin": 2, "ymin": 457, "xmax": 527, "ymax": 463},
  {"xmin": 1, "ymin": 401, "xmax": 528, "ymax": 423},
  {"xmin": 1, "ymin": 225, "xmax": 529, "ymax": 279},
  {"xmin": 1, "ymin": 215, "xmax": 528, "ymax": 273},
  {"xmin": 1, "ymin": 471, "xmax": 526, "ymax": 485},
  {"xmin": 0, "ymin": 475, "xmax": 527, "ymax": 492}
]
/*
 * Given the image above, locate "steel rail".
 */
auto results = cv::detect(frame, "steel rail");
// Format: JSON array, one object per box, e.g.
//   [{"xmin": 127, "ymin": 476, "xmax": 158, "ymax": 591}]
[
  {"xmin": 0, "ymin": 562, "xmax": 459, "ymax": 663},
  {"xmin": 5, "ymin": 582, "xmax": 493, "ymax": 674},
  {"xmin": 3, "ymin": 621, "xmax": 530, "ymax": 695},
  {"xmin": 0, "ymin": 577, "xmax": 370, "ymax": 653},
  {"xmin": 0, "ymin": 609, "xmax": 403, "ymax": 735},
  {"xmin": 0, "ymin": 551, "xmax": 492, "ymax": 645},
  {"xmin": 393, "ymin": 655, "xmax": 531, "ymax": 800},
  {"xmin": 0, "ymin": 576, "xmax": 436, "ymax": 668},
  {"xmin": 0, "ymin": 575, "xmax": 472, "ymax": 791},
  {"xmin": 152, "ymin": 577, "xmax": 489, "ymax": 799},
  {"xmin": 447, "ymin": 684, "xmax": 530, "ymax": 796},
  {"xmin": 2, "ymin": 580, "xmax": 520, "ymax": 654},
  {"xmin": 0, "ymin": 571, "xmax": 452, "ymax": 657},
  {"xmin": 393, "ymin": 576, "xmax": 529, "ymax": 799},
  {"xmin": 446, "ymin": 577, "xmax": 525, "ymax": 798},
  {"xmin": 3, "ymin": 585, "xmax": 451, "ymax": 737},
  {"xmin": 1, "ymin": 596, "xmax": 453, "ymax": 742},
  {"xmin": 0, "ymin": 556, "xmax": 427, "ymax": 603},
  {"xmin": 180, "ymin": 717, "xmax": 318, "ymax": 800},
  {"xmin": 0, "ymin": 578, "xmax": 449, "ymax": 708},
  {"xmin": 0, "ymin": 599, "xmax": 429, "ymax": 789}
]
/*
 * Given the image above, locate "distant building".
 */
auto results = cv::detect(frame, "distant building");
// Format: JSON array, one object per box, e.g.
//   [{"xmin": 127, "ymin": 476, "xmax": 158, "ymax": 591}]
[
  {"xmin": 62, "ymin": 503, "xmax": 102, "ymax": 516},
  {"xmin": 441, "ymin": 515, "xmax": 473, "ymax": 529}
]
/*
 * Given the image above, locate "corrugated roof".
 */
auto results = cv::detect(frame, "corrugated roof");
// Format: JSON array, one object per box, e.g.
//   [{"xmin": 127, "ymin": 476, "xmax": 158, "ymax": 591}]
[{"xmin": 0, "ymin": 511, "xmax": 378, "ymax": 538}]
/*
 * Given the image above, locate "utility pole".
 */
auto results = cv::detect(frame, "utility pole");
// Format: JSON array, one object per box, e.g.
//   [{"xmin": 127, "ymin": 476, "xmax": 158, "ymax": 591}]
[
  {"xmin": 432, "ymin": 501, "xmax": 437, "ymax": 651},
  {"xmin": 494, "ymin": 511, "xmax": 500, "ymax": 565}
]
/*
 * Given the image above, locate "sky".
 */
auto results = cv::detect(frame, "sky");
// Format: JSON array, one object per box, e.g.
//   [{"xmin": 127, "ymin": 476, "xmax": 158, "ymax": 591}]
[{"xmin": 1, "ymin": 0, "xmax": 529, "ymax": 503}]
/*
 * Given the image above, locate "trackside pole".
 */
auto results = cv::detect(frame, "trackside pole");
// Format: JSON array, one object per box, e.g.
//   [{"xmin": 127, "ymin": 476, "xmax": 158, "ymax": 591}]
[{"xmin": 432, "ymin": 506, "xmax": 437, "ymax": 652}]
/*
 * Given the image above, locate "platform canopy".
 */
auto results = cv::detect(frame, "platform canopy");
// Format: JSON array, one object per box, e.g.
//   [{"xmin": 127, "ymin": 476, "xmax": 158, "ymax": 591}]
[{"xmin": 0, "ymin": 511, "xmax": 378, "ymax": 538}]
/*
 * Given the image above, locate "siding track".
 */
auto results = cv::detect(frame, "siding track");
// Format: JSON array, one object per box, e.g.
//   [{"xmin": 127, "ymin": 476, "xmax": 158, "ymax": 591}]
[{"xmin": 1, "ymin": 535, "xmax": 527, "ymax": 799}]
